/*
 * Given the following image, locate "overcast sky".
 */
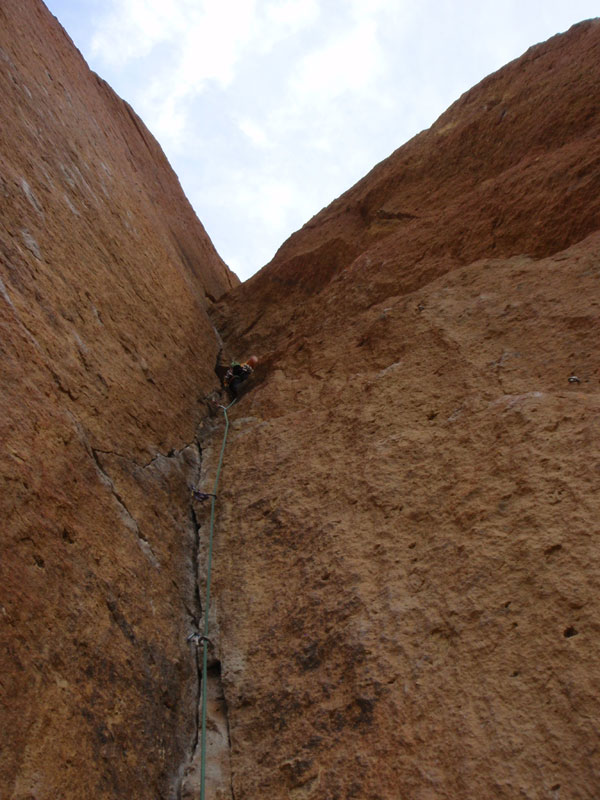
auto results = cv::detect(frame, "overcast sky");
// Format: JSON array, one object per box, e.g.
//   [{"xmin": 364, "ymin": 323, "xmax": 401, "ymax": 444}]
[{"xmin": 44, "ymin": 0, "xmax": 599, "ymax": 281}]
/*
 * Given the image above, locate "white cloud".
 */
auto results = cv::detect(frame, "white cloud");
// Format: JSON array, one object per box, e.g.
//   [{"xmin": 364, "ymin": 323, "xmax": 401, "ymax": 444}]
[
  {"xmin": 260, "ymin": 0, "xmax": 320, "ymax": 49},
  {"xmin": 90, "ymin": 0, "xmax": 186, "ymax": 65},
  {"xmin": 241, "ymin": 177, "xmax": 295, "ymax": 229},
  {"xmin": 175, "ymin": 1, "xmax": 259, "ymax": 90},
  {"xmin": 291, "ymin": 20, "xmax": 384, "ymax": 101},
  {"xmin": 238, "ymin": 118, "xmax": 271, "ymax": 148},
  {"xmin": 92, "ymin": 0, "xmax": 259, "ymax": 88},
  {"xmin": 90, "ymin": 0, "xmax": 323, "ymax": 153}
]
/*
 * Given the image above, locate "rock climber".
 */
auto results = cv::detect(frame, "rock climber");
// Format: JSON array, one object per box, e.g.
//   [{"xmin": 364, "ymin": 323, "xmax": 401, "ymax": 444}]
[{"xmin": 224, "ymin": 355, "xmax": 259, "ymax": 399}]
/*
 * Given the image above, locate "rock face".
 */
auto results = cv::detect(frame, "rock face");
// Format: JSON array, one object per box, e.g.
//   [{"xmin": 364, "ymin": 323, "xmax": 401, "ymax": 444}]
[
  {"xmin": 0, "ymin": 1, "xmax": 236, "ymax": 798},
  {"xmin": 208, "ymin": 19, "xmax": 600, "ymax": 800},
  {"xmin": 3, "ymin": 3, "xmax": 600, "ymax": 799},
  {"xmin": 218, "ymin": 20, "xmax": 600, "ymax": 354}
]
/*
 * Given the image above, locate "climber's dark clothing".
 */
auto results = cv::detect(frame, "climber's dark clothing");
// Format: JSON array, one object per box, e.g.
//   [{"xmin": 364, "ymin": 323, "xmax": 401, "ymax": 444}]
[
  {"xmin": 192, "ymin": 490, "xmax": 215, "ymax": 502},
  {"xmin": 225, "ymin": 363, "xmax": 253, "ymax": 398}
]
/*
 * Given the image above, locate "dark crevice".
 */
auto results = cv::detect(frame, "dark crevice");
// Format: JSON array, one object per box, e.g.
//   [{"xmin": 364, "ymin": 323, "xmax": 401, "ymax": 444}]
[
  {"xmin": 176, "ymin": 436, "xmax": 208, "ymax": 800},
  {"xmin": 177, "ymin": 508, "xmax": 234, "ymax": 798},
  {"xmin": 90, "ymin": 446, "xmax": 159, "ymax": 567},
  {"xmin": 236, "ymin": 313, "xmax": 262, "ymax": 341},
  {"xmin": 214, "ymin": 346, "xmax": 229, "ymax": 387},
  {"xmin": 139, "ymin": 440, "xmax": 198, "ymax": 469},
  {"xmin": 190, "ymin": 642, "xmax": 202, "ymax": 769},
  {"xmin": 106, "ymin": 599, "xmax": 136, "ymax": 644},
  {"xmin": 187, "ymin": 442, "xmax": 204, "ymax": 768},
  {"xmin": 91, "ymin": 448, "xmax": 131, "ymax": 516},
  {"xmin": 48, "ymin": 366, "xmax": 79, "ymax": 400},
  {"xmin": 189, "ymin": 504, "xmax": 202, "ymax": 627},
  {"xmin": 84, "ymin": 440, "xmax": 199, "ymax": 471},
  {"xmin": 375, "ymin": 208, "xmax": 418, "ymax": 221},
  {"xmin": 182, "ymin": 602, "xmax": 198, "ymax": 625},
  {"xmin": 175, "ymin": 362, "xmax": 234, "ymax": 799}
]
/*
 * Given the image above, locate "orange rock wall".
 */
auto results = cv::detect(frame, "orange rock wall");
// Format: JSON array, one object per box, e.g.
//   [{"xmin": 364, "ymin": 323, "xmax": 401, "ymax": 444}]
[
  {"xmin": 3, "ymin": 3, "xmax": 600, "ymax": 798},
  {"xmin": 208, "ymin": 20, "xmax": 600, "ymax": 799},
  {"xmin": 217, "ymin": 20, "xmax": 600, "ymax": 354},
  {"xmin": 0, "ymin": 1, "xmax": 236, "ymax": 798}
]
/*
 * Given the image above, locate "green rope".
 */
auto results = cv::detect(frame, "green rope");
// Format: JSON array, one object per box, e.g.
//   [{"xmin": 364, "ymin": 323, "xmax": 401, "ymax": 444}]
[{"xmin": 200, "ymin": 398, "xmax": 236, "ymax": 800}]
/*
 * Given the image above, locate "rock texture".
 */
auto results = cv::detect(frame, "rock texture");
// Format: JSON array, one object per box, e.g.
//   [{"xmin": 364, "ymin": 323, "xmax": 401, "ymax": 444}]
[
  {"xmin": 3, "ymin": 4, "xmax": 600, "ymax": 799},
  {"xmin": 207, "ymin": 20, "xmax": 600, "ymax": 800},
  {"xmin": 218, "ymin": 20, "xmax": 600, "ymax": 353},
  {"xmin": 0, "ymin": 1, "xmax": 236, "ymax": 798}
]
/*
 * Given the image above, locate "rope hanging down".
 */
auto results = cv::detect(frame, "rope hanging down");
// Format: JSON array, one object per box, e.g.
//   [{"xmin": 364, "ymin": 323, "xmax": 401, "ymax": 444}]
[{"xmin": 199, "ymin": 397, "xmax": 236, "ymax": 800}]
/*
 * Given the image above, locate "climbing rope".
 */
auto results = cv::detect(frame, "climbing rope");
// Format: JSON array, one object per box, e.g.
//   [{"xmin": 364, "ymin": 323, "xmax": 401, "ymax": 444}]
[{"xmin": 199, "ymin": 397, "xmax": 236, "ymax": 800}]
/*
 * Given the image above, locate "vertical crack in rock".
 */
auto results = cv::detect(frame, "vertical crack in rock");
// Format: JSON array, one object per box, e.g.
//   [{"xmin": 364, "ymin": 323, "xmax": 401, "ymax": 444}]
[
  {"xmin": 187, "ymin": 500, "xmax": 203, "ymax": 770},
  {"xmin": 177, "ymin": 418, "xmax": 234, "ymax": 800},
  {"xmin": 176, "ymin": 435, "xmax": 205, "ymax": 800},
  {"xmin": 1, "ymin": 3, "xmax": 239, "ymax": 796},
  {"xmin": 179, "ymin": 661, "xmax": 234, "ymax": 800},
  {"xmin": 161, "ymin": 436, "xmax": 203, "ymax": 626},
  {"xmin": 189, "ymin": 503, "xmax": 203, "ymax": 630},
  {"xmin": 89, "ymin": 447, "xmax": 160, "ymax": 568},
  {"xmin": 65, "ymin": 409, "xmax": 160, "ymax": 567},
  {"xmin": 66, "ymin": 404, "xmax": 214, "ymax": 800}
]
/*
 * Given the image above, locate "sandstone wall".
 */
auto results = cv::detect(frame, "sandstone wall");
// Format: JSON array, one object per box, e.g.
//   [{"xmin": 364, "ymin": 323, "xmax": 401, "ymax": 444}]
[
  {"xmin": 216, "ymin": 20, "xmax": 600, "ymax": 355},
  {"xmin": 3, "ymin": 4, "xmax": 600, "ymax": 798},
  {"xmin": 0, "ymin": 1, "xmax": 236, "ymax": 798},
  {"xmin": 208, "ymin": 20, "xmax": 600, "ymax": 799}
]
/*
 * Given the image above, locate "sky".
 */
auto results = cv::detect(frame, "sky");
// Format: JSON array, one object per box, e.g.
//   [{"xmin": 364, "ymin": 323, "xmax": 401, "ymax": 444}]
[{"xmin": 44, "ymin": 1, "xmax": 599, "ymax": 281}]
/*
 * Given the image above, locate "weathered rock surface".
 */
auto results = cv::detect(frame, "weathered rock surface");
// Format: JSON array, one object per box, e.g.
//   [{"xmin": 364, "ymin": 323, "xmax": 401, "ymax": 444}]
[
  {"xmin": 0, "ymin": 1, "xmax": 236, "ymax": 798},
  {"xmin": 207, "ymin": 19, "xmax": 600, "ymax": 800},
  {"xmin": 3, "ymin": 4, "xmax": 600, "ymax": 799},
  {"xmin": 216, "ymin": 20, "xmax": 600, "ymax": 355}
]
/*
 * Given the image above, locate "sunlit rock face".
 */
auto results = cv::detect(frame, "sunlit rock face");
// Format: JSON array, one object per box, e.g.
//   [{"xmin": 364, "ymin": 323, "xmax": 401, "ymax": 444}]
[
  {"xmin": 210, "ymin": 18, "xmax": 600, "ymax": 800},
  {"xmin": 3, "ymin": 1, "xmax": 600, "ymax": 798},
  {"xmin": 0, "ymin": 1, "xmax": 236, "ymax": 798}
]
